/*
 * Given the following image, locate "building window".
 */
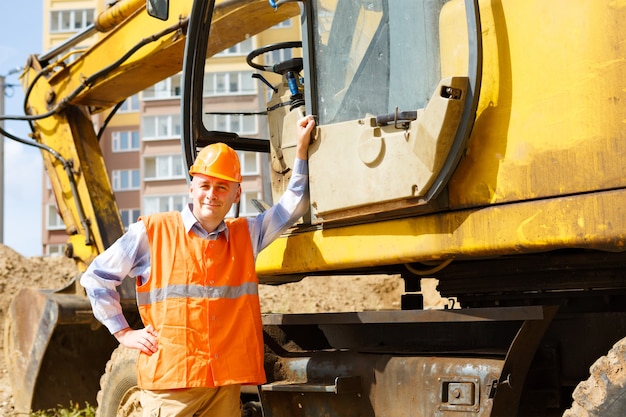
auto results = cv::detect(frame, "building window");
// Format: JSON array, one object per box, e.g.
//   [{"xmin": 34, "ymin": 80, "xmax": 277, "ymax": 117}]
[
  {"xmin": 46, "ymin": 205, "xmax": 65, "ymax": 230},
  {"xmin": 119, "ymin": 94, "xmax": 140, "ymax": 112},
  {"xmin": 203, "ymin": 114, "xmax": 258, "ymax": 135},
  {"xmin": 112, "ymin": 130, "xmax": 140, "ymax": 152},
  {"xmin": 112, "ymin": 169, "xmax": 140, "ymax": 191},
  {"xmin": 46, "ymin": 244, "xmax": 66, "ymax": 257},
  {"xmin": 239, "ymin": 151, "xmax": 259, "ymax": 176},
  {"xmin": 203, "ymin": 71, "xmax": 256, "ymax": 96},
  {"xmin": 120, "ymin": 209, "xmax": 141, "ymax": 229},
  {"xmin": 142, "ymin": 115, "xmax": 181, "ymax": 139},
  {"xmin": 143, "ymin": 74, "xmax": 182, "ymax": 99},
  {"xmin": 144, "ymin": 195, "xmax": 188, "ymax": 215},
  {"xmin": 144, "ymin": 155, "xmax": 185, "ymax": 180},
  {"xmin": 50, "ymin": 9, "xmax": 95, "ymax": 33},
  {"xmin": 224, "ymin": 191, "xmax": 261, "ymax": 218},
  {"xmin": 215, "ymin": 38, "xmax": 254, "ymax": 56},
  {"xmin": 238, "ymin": 190, "xmax": 263, "ymax": 217}
]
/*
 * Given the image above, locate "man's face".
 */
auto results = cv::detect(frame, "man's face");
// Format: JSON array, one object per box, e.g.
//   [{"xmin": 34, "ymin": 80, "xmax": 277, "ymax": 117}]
[{"xmin": 189, "ymin": 173, "xmax": 241, "ymax": 230}]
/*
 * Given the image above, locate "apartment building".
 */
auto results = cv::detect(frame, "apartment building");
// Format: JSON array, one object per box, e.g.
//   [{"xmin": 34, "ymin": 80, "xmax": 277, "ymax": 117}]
[{"xmin": 42, "ymin": 0, "xmax": 300, "ymax": 256}]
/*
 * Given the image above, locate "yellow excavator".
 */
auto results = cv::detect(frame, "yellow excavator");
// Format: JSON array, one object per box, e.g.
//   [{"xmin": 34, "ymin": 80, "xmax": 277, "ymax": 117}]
[{"xmin": 5, "ymin": 0, "xmax": 626, "ymax": 416}]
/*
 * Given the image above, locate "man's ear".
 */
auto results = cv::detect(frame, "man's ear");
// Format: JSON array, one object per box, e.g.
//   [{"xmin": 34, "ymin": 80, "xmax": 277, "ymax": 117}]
[{"xmin": 234, "ymin": 184, "xmax": 242, "ymax": 204}]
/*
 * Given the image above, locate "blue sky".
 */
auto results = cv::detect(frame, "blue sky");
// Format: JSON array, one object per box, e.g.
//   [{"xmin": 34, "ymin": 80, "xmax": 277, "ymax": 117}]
[{"xmin": 1, "ymin": 0, "xmax": 44, "ymax": 256}]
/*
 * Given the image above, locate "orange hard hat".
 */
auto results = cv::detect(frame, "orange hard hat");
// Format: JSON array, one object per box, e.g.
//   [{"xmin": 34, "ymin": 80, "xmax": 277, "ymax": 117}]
[{"xmin": 189, "ymin": 143, "xmax": 242, "ymax": 183}]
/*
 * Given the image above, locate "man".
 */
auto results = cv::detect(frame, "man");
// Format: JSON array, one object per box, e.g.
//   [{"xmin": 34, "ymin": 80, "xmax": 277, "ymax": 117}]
[{"xmin": 80, "ymin": 114, "xmax": 316, "ymax": 416}]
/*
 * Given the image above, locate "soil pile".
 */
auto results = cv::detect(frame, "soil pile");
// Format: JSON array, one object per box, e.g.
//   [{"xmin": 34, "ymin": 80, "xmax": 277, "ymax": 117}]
[{"xmin": 0, "ymin": 244, "xmax": 80, "ymax": 416}]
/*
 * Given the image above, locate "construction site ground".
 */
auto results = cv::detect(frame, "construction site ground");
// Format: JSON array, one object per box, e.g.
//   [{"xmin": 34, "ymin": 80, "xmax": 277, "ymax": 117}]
[{"xmin": 0, "ymin": 243, "xmax": 446, "ymax": 415}]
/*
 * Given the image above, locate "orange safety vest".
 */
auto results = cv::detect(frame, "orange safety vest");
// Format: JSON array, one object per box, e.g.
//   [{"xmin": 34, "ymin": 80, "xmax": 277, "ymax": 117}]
[{"xmin": 136, "ymin": 212, "xmax": 266, "ymax": 389}]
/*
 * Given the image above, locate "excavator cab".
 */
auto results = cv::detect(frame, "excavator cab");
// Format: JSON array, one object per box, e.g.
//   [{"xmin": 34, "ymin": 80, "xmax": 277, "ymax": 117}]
[{"xmin": 183, "ymin": 0, "xmax": 481, "ymax": 226}]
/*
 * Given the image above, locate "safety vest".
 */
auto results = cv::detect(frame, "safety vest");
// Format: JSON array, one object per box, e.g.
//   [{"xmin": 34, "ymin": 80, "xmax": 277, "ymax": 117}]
[{"xmin": 136, "ymin": 212, "xmax": 266, "ymax": 389}]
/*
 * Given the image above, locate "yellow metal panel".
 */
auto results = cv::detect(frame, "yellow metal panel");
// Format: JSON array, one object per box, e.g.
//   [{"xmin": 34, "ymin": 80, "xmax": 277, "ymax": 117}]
[
  {"xmin": 257, "ymin": 188, "xmax": 626, "ymax": 278},
  {"xmin": 441, "ymin": 0, "xmax": 626, "ymax": 206}
]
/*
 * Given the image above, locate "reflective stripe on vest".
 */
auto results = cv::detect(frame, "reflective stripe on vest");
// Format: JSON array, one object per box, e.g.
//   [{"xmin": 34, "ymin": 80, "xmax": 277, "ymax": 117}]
[{"xmin": 136, "ymin": 282, "xmax": 258, "ymax": 306}]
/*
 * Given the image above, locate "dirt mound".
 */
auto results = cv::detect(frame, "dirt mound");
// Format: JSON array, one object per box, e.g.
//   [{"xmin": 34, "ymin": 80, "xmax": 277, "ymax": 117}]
[
  {"xmin": 260, "ymin": 274, "xmax": 404, "ymax": 313},
  {"xmin": 0, "ymin": 244, "xmax": 80, "ymax": 345},
  {"xmin": 0, "ymin": 244, "xmax": 81, "ymax": 416},
  {"xmin": 0, "ymin": 244, "xmax": 80, "ymax": 347}
]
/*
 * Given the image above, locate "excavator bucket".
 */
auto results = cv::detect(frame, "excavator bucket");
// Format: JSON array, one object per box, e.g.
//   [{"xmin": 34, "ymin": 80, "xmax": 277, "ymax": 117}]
[{"xmin": 4, "ymin": 278, "xmax": 136, "ymax": 413}]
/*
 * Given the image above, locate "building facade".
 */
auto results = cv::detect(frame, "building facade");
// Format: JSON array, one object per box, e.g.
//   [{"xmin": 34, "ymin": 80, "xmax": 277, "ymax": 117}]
[{"xmin": 41, "ymin": 0, "xmax": 300, "ymax": 256}]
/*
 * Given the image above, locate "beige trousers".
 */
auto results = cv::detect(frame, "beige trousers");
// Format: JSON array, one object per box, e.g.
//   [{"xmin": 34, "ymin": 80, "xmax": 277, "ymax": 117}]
[{"xmin": 140, "ymin": 385, "xmax": 241, "ymax": 417}]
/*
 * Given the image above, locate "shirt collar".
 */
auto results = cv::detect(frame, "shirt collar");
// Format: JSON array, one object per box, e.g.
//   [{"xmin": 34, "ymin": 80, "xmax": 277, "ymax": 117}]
[{"xmin": 182, "ymin": 203, "xmax": 229, "ymax": 241}]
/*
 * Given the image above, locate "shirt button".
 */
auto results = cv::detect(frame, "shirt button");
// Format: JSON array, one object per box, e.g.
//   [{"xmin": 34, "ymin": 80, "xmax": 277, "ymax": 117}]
[
  {"xmin": 211, "ymin": 316, "xmax": 216, "ymax": 321},
  {"xmin": 214, "ymin": 354, "xmax": 219, "ymax": 358},
  {"xmin": 210, "ymin": 280, "xmax": 215, "ymax": 285}
]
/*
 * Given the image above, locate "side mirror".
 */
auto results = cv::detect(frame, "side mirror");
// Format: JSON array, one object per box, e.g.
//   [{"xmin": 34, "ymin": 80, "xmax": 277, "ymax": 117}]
[{"xmin": 147, "ymin": 0, "xmax": 169, "ymax": 20}]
